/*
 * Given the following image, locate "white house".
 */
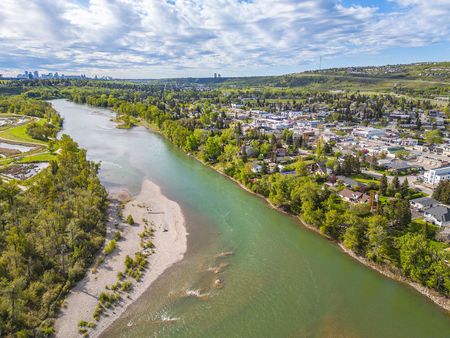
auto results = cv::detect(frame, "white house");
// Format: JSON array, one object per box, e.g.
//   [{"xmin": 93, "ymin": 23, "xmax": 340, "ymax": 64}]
[
  {"xmin": 423, "ymin": 165, "xmax": 450, "ymax": 185},
  {"xmin": 424, "ymin": 206, "xmax": 450, "ymax": 227}
]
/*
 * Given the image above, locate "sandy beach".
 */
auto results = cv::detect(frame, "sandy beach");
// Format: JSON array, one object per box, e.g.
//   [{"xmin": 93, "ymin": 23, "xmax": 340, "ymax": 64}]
[{"xmin": 55, "ymin": 179, "xmax": 187, "ymax": 338}]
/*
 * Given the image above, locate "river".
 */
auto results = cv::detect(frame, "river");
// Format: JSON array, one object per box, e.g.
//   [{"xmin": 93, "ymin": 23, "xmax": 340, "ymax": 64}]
[{"xmin": 52, "ymin": 99, "xmax": 450, "ymax": 338}]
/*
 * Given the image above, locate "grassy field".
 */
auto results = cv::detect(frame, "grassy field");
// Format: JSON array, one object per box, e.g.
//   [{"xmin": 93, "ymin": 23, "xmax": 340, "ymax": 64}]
[
  {"xmin": 0, "ymin": 157, "xmax": 14, "ymax": 166},
  {"xmin": 19, "ymin": 152, "xmax": 57, "ymax": 163},
  {"xmin": 0, "ymin": 119, "xmax": 47, "ymax": 145},
  {"xmin": 350, "ymin": 174, "xmax": 380, "ymax": 185}
]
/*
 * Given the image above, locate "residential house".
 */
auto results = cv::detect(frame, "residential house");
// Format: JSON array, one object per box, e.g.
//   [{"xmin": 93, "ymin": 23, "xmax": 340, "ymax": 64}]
[
  {"xmin": 381, "ymin": 159, "xmax": 423, "ymax": 174},
  {"xmin": 338, "ymin": 188, "xmax": 370, "ymax": 204},
  {"xmin": 410, "ymin": 197, "xmax": 440, "ymax": 211},
  {"xmin": 423, "ymin": 165, "xmax": 450, "ymax": 185},
  {"xmin": 424, "ymin": 206, "xmax": 450, "ymax": 227},
  {"xmin": 337, "ymin": 176, "xmax": 366, "ymax": 189}
]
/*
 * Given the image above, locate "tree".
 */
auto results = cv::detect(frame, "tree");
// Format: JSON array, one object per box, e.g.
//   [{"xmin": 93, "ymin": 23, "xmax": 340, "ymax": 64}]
[
  {"xmin": 379, "ymin": 174, "xmax": 388, "ymax": 196},
  {"xmin": 432, "ymin": 180, "xmax": 450, "ymax": 204},
  {"xmin": 386, "ymin": 199, "xmax": 411, "ymax": 229},
  {"xmin": 400, "ymin": 178, "xmax": 409, "ymax": 198},
  {"xmin": 202, "ymin": 136, "xmax": 222, "ymax": 162},
  {"xmin": 185, "ymin": 134, "xmax": 199, "ymax": 152},
  {"xmin": 424, "ymin": 130, "xmax": 443, "ymax": 144},
  {"xmin": 320, "ymin": 209, "xmax": 343, "ymax": 239},
  {"xmin": 127, "ymin": 214, "xmax": 134, "ymax": 225},
  {"xmin": 397, "ymin": 233, "xmax": 432, "ymax": 284},
  {"xmin": 366, "ymin": 215, "xmax": 389, "ymax": 263},
  {"xmin": 343, "ymin": 224, "xmax": 366, "ymax": 254},
  {"xmin": 391, "ymin": 175, "xmax": 400, "ymax": 191}
]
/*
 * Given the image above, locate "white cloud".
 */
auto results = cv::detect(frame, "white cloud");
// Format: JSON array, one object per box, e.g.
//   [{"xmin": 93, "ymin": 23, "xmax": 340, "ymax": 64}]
[{"xmin": 0, "ymin": 0, "xmax": 449, "ymax": 78}]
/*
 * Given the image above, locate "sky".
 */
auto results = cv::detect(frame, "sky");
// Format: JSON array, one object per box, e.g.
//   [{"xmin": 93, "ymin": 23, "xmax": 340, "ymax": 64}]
[{"xmin": 0, "ymin": 0, "xmax": 449, "ymax": 79}]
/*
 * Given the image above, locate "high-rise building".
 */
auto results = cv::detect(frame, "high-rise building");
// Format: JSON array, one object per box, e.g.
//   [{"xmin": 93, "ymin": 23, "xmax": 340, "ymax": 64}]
[
  {"xmin": 33, "ymin": 71, "xmax": 39, "ymax": 79},
  {"xmin": 214, "ymin": 73, "xmax": 217, "ymax": 78}
]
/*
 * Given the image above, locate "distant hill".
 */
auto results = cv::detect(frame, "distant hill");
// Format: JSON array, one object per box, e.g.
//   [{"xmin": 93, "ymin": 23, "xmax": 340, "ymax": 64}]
[
  {"xmin": 305, "ymin": 62, "xmax": 450, "ymax": 82},
  {"xmin": 138, "ymin": 62, "xmax": 450, "ymax": 91},
  {"xmin": 131, "ymin": 62, "xmax": 449, "ymax": 100}
]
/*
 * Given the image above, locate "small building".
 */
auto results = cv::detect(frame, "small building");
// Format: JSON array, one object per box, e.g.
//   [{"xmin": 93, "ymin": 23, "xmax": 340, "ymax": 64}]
[
  {"xmin": 424, "ymin": 206, "xmax": 450, "ymax": 227},
  {"xmin": 410, "ymin": 197, "xmax": 439, "ymax": 211},
  {"xmin": 423, "ymin": 165, "xmax": 450, "ymax": 185},
  {"xmin": 250, "ymin": 163, "xmax": 263, "ymax": 174}
]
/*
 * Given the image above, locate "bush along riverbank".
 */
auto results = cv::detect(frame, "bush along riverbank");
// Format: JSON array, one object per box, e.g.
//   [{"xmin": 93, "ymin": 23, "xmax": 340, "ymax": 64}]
[{"xmin": 59, "ymin": 89, "xmax": 449, "ymax": 312}]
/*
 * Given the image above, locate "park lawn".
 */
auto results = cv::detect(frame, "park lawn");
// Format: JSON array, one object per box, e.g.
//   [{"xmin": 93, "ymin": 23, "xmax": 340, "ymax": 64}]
[
  {"xmin": 350, "ymin": 174, "xmax": 379, "ymax": 185},
  {"xmin": 19, "ymin": 152, "xmax": 57, "ymax": 163},
  {"xmin": 0, "ymin": 120, "xmax": 47, "ymax": 145}
]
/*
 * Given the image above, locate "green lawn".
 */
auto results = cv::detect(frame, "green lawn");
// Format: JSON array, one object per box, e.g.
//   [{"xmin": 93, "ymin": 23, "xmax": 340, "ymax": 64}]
[
  {"xmin": 0, "ymin": 157, "xmax": 14, "ymax": 166},
  {"xmin": 0, "ymin": 120, "xmax": 47, "ymax": 145},
  {"xmin": 350, "ymin": 174, "xmax": 379, "ymax": 185},
  {"xmin": 19, "ymin": 152, "xmax": 57, "ymax": 163}
]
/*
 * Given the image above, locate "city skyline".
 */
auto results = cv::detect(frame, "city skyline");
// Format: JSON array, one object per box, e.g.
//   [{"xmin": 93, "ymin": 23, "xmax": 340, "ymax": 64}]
[{"xmin": 1, "ymin": 0, "xmax": 450, "ymax": 79}]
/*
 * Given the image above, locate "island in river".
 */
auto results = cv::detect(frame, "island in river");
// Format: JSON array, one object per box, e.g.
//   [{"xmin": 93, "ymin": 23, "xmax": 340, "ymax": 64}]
[{"xmin": 51, "ymin": 99, "xmax": 450, "ymax": 338}]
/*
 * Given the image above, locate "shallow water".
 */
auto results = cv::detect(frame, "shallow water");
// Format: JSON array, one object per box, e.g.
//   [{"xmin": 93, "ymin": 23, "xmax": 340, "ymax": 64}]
[
  {"xmin": 53, "ymin": 99, "xmax": 450, "ymax": 338},
  {"xmin": 0, "ymin": 141, "xmax": 35, "ymax": 152}
]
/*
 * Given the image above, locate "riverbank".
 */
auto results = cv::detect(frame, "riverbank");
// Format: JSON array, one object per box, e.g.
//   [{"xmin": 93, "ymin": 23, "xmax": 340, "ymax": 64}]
[{"xmin": 54, "ymin": 180, "xmax": 187, "ymax": 338}]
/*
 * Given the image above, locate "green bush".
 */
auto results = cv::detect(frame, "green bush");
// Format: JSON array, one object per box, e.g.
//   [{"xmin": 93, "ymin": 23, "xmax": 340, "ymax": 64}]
[
  {"xmin": 103, "ymin": 240, "xmax": 117, "ymax": 255},
  {"xmin": 126, "ymin": 214, "xmax": 134, "ymax": 225}
]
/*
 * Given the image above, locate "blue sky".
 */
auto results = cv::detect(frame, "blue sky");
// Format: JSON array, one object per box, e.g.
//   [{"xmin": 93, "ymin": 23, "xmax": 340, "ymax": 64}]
[{"xmin": 0, "ymin": 0, "xmax": 449, "ymax": 78}]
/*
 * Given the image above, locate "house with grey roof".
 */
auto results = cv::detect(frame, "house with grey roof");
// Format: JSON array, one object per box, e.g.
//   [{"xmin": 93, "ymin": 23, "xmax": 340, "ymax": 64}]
[
  {"xmin": 337, "ymin": 176, "xmax": 365, "ymax": 189},
  {"xmin": 424, "ymin": 206, "xmax": 450, "ymax": 227},
  {"xmin": 410, "ymin": 197, "xmax": 439, "ymax": 211}
]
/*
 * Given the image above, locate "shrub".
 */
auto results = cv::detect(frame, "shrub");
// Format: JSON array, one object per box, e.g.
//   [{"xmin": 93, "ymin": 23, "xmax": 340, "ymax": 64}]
[
  {"xmin": 103, "ymin": 240, "xmax": 117, "ymax": 255},
  {"xmin": 126, "ymin": 214, "xmax": 134, "ymax": 225},
  {"xmin": 113, "ymin": 231, "xmax": 121, "ymax": 241}
]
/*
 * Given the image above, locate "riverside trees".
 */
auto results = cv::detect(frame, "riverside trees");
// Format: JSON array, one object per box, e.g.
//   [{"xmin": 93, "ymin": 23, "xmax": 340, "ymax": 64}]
[{"xmin": 0, "ymin": 135, "xmax": 107, "ymax": 336}]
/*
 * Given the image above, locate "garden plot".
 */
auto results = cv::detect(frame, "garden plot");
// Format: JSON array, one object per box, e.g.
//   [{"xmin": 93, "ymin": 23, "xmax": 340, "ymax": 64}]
[{"xmin": 1, "ymin": 162, "xmax": 49, "ymax": 180}]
